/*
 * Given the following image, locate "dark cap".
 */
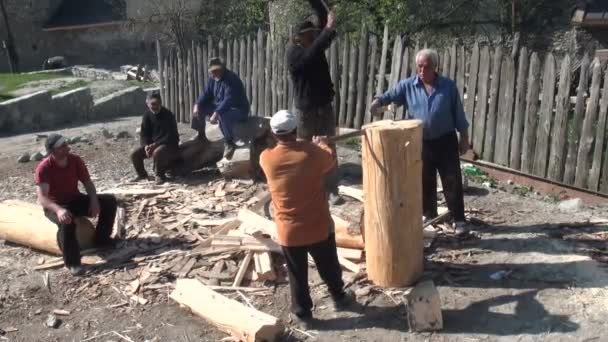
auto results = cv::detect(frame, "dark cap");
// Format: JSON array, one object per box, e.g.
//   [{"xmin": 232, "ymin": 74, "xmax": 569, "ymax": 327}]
[
  {"xmin": 208, "ymin": 57, "xmax": 224, "ymax": 72},
  {"xmin": 146, "ymin": 92, "xmax": 161, "ymax": 102},
  {"xmin": 295, "ymin": 21, "xmax": 321, "ymax": 35},
  {"xmin": 45, "ymin": 133, "xmax": 66, "ymax": 152}
]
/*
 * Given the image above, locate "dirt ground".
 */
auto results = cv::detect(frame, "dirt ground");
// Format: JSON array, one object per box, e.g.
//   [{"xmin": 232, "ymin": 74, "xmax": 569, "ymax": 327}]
[{"xmin": 1, "ymin": 117, "xmax": 608, "ymax": 342}]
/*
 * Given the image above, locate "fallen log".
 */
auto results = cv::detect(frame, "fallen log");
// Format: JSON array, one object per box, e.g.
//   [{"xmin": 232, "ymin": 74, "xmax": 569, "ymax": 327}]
[
  {"xmin": 0, "ymin": 200, "xmax": 96, "ymax": 255},
  {"xmin": 170, "ymin": 279, "xmax": 283, "ymax": 342}
]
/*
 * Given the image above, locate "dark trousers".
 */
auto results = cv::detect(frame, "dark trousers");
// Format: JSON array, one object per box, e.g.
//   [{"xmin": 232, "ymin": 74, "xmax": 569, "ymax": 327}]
[
  {"xmin": 422, "ymin": 131, "xmax": 466, "ymax": 222},
  {"xmin": 191, "ymin": 104, "xmax": 248, "ymax": 142},
  {"xmin": 294, "ymin": 103, "xmax": 340, "ymax": 194},
  {"xmin": 44, "ymin": 194, "xmax": 117, "ymax": 267},
  {"xmin": 131, "ymin": 144, "xmax": 179, "ymax": 177},
  {"xmin": 281, "ymin": 233, "xmax": 345, "ymax": 318}
]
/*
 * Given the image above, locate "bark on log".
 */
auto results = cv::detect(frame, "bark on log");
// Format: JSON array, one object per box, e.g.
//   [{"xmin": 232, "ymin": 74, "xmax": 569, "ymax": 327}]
[
  {"xmin": 362, "ymin": 120, "xmax": 424, "ymax": 287},
  {"xmin": 0, "ymin": 200, "xmax": 96, "ymax": 255}
]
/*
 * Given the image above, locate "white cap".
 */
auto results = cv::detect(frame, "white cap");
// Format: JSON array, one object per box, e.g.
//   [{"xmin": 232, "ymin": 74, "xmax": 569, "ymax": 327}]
[{"xmin": 270, "ymin": 110, "xmax": 297, "ymax": 135}]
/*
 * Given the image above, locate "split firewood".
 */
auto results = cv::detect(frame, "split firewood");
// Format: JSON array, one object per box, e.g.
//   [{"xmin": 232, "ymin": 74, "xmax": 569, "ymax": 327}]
[
  {"xmin": 170, "ymin": 279, "xmax": 283, "ymax": 342},
  {"xmin": 253, "ymin": 252, "xmax": 276, "ymax": 281},
  {"xmin": 338, "ymin": 185, "xmax": 363, "ymax": 202},
  {"xmin": 337, "ymin": 247, "xmax": 363, "ymax": 262},
  {"xmin": 237, "ymin": 209, "xmax": 277, "ymax": 239},
  {"xmin": 233, "ymin": 251, "xmax": 254, "ymax": 287},
  {"xmin": 100, "ymin": 188, "xmax": 167, "ymax": 196}
]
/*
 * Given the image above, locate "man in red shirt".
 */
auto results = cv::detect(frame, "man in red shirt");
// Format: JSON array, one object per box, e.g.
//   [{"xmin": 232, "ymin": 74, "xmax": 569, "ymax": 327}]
[
  {"xmin": 35, "ymin": 133, "xmax": 117, "ymax": 276},
  {"xmin": 260, "ymin": 110, "xmax": 354, "ymax": 329}
]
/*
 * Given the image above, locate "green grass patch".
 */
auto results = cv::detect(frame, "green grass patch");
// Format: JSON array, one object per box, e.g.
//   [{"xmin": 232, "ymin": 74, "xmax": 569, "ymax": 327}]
[
  {"xmin": 49, "ymin": 80, "xmax": 90, "ymax": 95},
  {"xmin": 127, "ymin": 80, "xmax": 158, "ymax": 89},
  {"xmin": 0, "ymin": 73, "xmax": 64, "ymax": 98}
]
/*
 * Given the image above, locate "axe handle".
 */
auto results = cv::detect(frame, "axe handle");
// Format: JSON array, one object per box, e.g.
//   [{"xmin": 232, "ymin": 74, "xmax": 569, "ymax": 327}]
[
  {"xmin": 319, "ymin": 0, "xmax": 330, "ymax": 11},
  {"xmin": 330, "ymin": 129, "xmax": 364, "ymax": 143}
]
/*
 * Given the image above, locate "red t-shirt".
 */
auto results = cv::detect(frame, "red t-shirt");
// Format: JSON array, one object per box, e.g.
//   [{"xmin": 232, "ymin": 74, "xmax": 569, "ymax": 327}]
[{"xmin": 34, "ymin": 154, "xmax": 91, "ymax": 205}]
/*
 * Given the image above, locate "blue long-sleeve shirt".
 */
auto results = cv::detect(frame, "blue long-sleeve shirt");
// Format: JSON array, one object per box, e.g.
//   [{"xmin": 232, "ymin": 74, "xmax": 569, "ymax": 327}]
[
  {"xmin": 377, "ymin": 75, "xmax": 469, "ymax": 140},
  {"xmin": 196, "ymin": 69, "xmax": 250, "ymax": 115}
]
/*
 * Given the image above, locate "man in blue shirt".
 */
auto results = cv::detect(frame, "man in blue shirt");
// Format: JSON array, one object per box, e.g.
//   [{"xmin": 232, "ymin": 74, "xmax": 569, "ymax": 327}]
[
  {"xmin": 191, "ymin": 57, "xmax": 250, "ymax": 158},
  {"xmin": 370, "ymin": 48, "xmax": 470, "ymax": 234}
]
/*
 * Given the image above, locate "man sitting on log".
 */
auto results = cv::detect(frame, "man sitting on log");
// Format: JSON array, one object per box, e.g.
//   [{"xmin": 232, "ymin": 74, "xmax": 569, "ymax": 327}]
[
  {"xmin": 260, "ymin": 110, "xmax": 355, "ymax": 329},
  {"xmin": 370, "ymin": 48, "xmax": 471, "ymax": 235},
  {"xmin": 35, "ymin": 134, "xmax": 118, "ymax": 276},
  {"xmin": 286, "ymin": 0, "xmax": 343, "ymax": 205},
  {"xmin": 191, "ymin": 57, "xmax": 250, "ymax": 159},
  {"xmin": 131, "ymin": 93, "xmax": 180, "ymax": 185}
]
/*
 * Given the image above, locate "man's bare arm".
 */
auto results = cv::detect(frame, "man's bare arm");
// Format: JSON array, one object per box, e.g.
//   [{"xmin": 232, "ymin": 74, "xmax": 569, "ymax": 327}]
[
  {"xmin": 36, "ymin": 183, "xmax": 63, "ymax": 214},
  {"xmin": 82, "ymin": 179, "xmax": 97, "ymax": 199}
]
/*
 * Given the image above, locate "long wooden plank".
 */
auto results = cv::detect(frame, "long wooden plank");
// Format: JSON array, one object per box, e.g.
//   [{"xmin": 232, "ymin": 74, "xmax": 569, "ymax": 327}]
[
  {"xmin": 354, "ymin": 26, "xmax": 369, "ymax": 129},
  {"xmin": 264, "ymin": 34, "xmax": 272, "ymax": 117},
  {"xmin": 564, "ymin": 55, "xmax": 591, "ymax": 184},
  {"xmin": 163, "ymin": 55, "xmax": 169, "ymax": 112},
  {"xmin": 494, "ymin": 56, "xmax": 516, "ymax": 166},
  {"xmin": 521, "ymin": 52, "xmax": 541, "ymax": 174},
  {"xmin": 233, "ymin": 251, "xmax": 253, "ymax": 287},
  {"xmin": 156, "ymin": 40, "xmax": 165, "ymax": 104},
  {"xmin": 170, "ymin": 279, "xmax": 283, "ymax": 342},
  {"xmin": 409, "ymin": 41, "xmax": 419, "ymax": 78},
  {"xmin": 383, "ymin": 36, "xmax": 402, "ymax": 120},
  {"xmin": 457, "ymin": 45, "xmax": 466, "ymax": 99},
  {"xmin": 375, "ymin": 25, "xmax": 390, "ymax": 98},
  {"xmin": 169, "ymin": 51, "xmax": 176, "ymax": 114},
  {"xmin": 482, "ymin": 46, "xmax": 503, "ymax": 161},
  {"xmin": 509, "ymin": 47, "xmax": 529, "ymax": 170},
  {"xmin": 532, "ymin": 53, "xmax": 557, "ymax": 177},
  {"xmin": 465, "ymin": 43, "xmax": 480, "ymax": 139},
  {"xmin": 196, "ymin": 43, "xmax": 204, "ymax": 97},
  {"xmin": 226, "ymin": 39, "xmax": 232, "ymax": 70},
  {"xmin": 346, "ymin": 40, "xmax": 359, "ymax": 127},
  {"xmin": 339, "ymin": 36, "xmax": 350, "ymax": 126},
  {"xmin": 575, "ymin": 59, "xmax": 603, "ymax": 188},
  {"xmin": 233, "ymin": 39, "xmax": 240, "ymax": 76},
  {"xmin": 202, "ymin": 42, "xmax": 209, "ymax": 89},
  {"xmin": 441, "ymin": 49, "xmax": 450, "ymax": 77},
  {"xmin": 257, "ymin": 30, "xmax": 265, "ymax": 117},
  {"xmin": 186, "ymin": 49, "xmax": 194, "ymax": 124},
  {"xmin": 191, "ymin": 41, "xmax": 198, "ymax": 99},
  {"xmin": 397, "ymin": 46, "xmax": 410, "ymax": 120},
  {"xmin": 590, "ymin": 67, "xmax": 608, "ymax": 191},
  {"xmin": 278, "ymin": 40, "xmax": 286, "ymax": 110},
  {"xmin": 177, "ymin": 50, "xmax": 184, "ymax": 123},
  {"xmin": 271, "ymin": 39, "xmax": 278, "ymax": 115},
  {"xmin": 364, "ymin": 35, "xmax": 379, "ymax": 124},
  {"xmin": 239, "ymin": 38, "xmax": 247, "ymax": 82},
  {"xmin": 547, "ymin": 55, "xmax": 573, "ymax": 182},
  {"xmin": 472, "ymin": 45, "xmax": 488, "ymax": 155}
]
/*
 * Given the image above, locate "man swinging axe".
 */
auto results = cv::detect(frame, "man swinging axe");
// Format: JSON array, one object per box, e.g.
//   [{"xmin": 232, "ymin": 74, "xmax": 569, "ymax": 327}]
[{"xmin": 286, "ymin": 0, "xmax": 344, "ymax": 205}]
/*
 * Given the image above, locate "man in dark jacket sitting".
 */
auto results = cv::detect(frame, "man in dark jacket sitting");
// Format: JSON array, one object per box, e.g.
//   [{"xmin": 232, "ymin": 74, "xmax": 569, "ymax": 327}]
[
  {"xmin": 191, "ymin": 57, "xmax": 250, "ymax": 159},
  {"xmin": 130, "ymin": 93, "xmax": 180, "ymax": 184}
]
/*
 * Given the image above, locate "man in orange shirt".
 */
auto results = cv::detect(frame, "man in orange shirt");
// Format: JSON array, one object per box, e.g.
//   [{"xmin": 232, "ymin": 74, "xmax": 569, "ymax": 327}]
[{"xmin": 260, "ymin": 110, "xmax": 354, "ymax": 328}]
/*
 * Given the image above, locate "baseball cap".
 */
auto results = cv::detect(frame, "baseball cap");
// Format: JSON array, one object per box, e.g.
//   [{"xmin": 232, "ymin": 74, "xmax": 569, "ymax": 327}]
[
  {"xmin": 45, "ymin": 133, "xmax": 66, "ymax": 152},
  {"xmin": 270, "ymin": 110, "xmax": 297, "ymax": 135},
  {"xmin": 295, "ymin": 21, "xmax": 321, "ymax": 35}
]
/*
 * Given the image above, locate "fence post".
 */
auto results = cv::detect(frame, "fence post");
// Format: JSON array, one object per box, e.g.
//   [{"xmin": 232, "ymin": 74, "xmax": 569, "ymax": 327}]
[
  {"xmin": 465, "ymin": 43, "xmax": 480, "ymax": 139},
  {"xmin": 345, "ymin": 37, "xmax": 359, "ymax": 127},
  {"xmin": 264, "ymin": 33, "xmax": 272, "ymax": 117},
  {"xmin": 532, "ymin": 53, "xmax": 557, "ymax": 178},
  {"xmin": 482, "ymin": 46, "xmax": 503, "ymax": 162},
  {"xmin": 589, "ymin": 67, "xmax": 608, "ymax": 192},
  {"xmin": 547, "ymin": 55, "xmax": 573, "ymax": 182},
  {"xmin": 338, "ymin": 36, "xmax": 350, "ymax": 127},
  {"xmin": 521, "ymin": 52, "xmax": 541, "ymax": 174},
  {"xmin": 354, "ymin": 25, "xmax": 369, "ymax": 129},
  {"xmin": 494, "ymin": 56, "xmax": 516, "ymax": 167}
]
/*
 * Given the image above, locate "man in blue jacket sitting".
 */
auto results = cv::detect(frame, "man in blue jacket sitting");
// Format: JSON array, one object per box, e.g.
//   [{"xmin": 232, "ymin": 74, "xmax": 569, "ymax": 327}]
[{"xmin": 191, "ymin": 57, "xmax": 250, "ymax": 158}]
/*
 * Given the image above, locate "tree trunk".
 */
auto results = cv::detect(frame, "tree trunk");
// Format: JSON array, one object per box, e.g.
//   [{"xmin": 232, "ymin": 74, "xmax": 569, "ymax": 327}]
[
  {"xmin": 362, "ymin": 120, "xmax": 424, "ymax": 287},
  {"xmin": 0, "ymin": 0, "xmax": 18, "ymax": 73}
]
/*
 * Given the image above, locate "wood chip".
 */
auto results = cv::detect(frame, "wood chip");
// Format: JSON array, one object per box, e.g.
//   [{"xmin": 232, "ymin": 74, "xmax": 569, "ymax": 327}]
[{"xmin": 52, "ymin": 309, "xmax": 70, "ymax": 316}]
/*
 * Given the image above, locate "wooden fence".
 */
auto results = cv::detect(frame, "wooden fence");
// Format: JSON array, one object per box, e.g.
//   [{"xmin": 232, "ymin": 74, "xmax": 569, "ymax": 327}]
[{"xmin": 156, "ymin": 27, "xmax": 608, "ymax": 195}]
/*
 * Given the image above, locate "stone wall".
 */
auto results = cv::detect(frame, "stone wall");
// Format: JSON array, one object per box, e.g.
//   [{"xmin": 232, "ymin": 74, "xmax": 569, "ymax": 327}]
[
  {"xmin": 0, "ymin": 86, "xmax": 145, "ymax": 135},
  {"xmin": 93, "ymin": 86, "xmax": 146, "ymax": 119},
  {"xmin": 71, "ymin": 66, "xmax": 118, "ymax": 80}
]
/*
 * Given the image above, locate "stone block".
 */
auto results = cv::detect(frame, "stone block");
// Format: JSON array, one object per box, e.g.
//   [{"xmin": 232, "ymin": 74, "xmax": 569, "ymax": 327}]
[
  {"xmin": 52, "ymin": 87, "xmax": 94, "ymax": 124},
  {"xmin": 93, "ymin": 87, "xmax": 146, "ymax": 119},
  {"xmin": 404, "ymin": 280, "xmax": 443, "ymax": 332},
  {"xmin": 217, "ymin": 147, "xmax": 253, "ymax": 179},
  {"xmin": 0, "ymin": 91, "xmax": 53, "ymax": 134}
]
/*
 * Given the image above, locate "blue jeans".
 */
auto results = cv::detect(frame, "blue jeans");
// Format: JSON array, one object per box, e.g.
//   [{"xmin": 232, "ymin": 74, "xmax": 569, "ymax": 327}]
[{"xmin": 191, "ymin": 104, "xmax": 248, "ymax": 142}]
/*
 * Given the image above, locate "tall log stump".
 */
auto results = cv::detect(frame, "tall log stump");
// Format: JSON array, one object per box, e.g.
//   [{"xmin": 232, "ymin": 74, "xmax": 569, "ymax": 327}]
[{"xmin": 362, "ymin": 120, "xmax": 423, "ymax": 287}]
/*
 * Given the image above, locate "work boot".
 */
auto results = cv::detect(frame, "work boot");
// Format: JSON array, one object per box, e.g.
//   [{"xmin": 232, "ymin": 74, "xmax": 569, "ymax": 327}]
[
  {"xmin": 332, "ymin": 289, "xmax": 356, "ymax": 311},
  {"xmin": 155, "ymin": 174, "xmax": 168, "ymax": 185},
  {"xmin": 289, "ymin": 313, "xmax": 316, "ymax": 330},
  {"xmin": 223, "ymin": 141, "xmax": 236, "ymax": 159},
  {"xmin": 68, "ymin": 265, "xmax": 85, "ymax": 277},
  {"xmin": 130, "ymin": 174, "xmax": 149, "ymax": 183},
  {"xmin": 454, "ymin": 221, "xmax": 469, "ymax": 235}
]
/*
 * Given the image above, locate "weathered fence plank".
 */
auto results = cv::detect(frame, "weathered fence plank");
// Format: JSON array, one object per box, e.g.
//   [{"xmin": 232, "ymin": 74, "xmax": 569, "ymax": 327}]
[
  {"xmin": 564, "ymin": 54, "xmax": 591, "ymax": 184},
  {"xmin": 218, "ymin": 39, "xmax": 225, "ymax": 66},
  {"xmin": 383, "ymin": 36, "xmax": 402, "ymax": 120},
  {"xmin": 364, "ymin": 35, "xmax": 379, "ymax": 124},
  {"xmin": 271, "ymin": 40, "xmax": 278, "ymax": 115},
  {"xmin": 226, "ymin": 39, "xmax": 232, "ymax": 70},
  {"xmin": 239, "ymin": 38, "xmax": 246, "ymax": 83},
  {"xmin": 441, "ymin": 49, "xmax": 450, "ymax": 76},
  {"xmin": 521, "ymin": 52, "xmax": 541, "ymax": 174},
  {"xmin": 575, "ymin": 59, "xmax": 602, "ymax": 188},
  {"xmin": 156, "ymin": 41, "xmax": 165, "ymax": 101},
  {"xmin": 509, "ymin": 47, "xmax": 529, "ymax": 170},
  {"xmin": 169, "ymin": 52, "xmax": 176, "ymax": 115},
  {"xmin": 178, "ymin": 51, "xmax": 186, "ymax": 123},
  {"xmin": 397, "ymin": 46, "xmax": 410, "ymax": 120},
  {"xmin": 547, "ymin": 55, "xmax": 573, "ymax": 182},
  {"xmin": 246, "ymin": 36, "xmax": 253, "ymax": 104},
  {"xmin": 354, "ymin": 26, "xmax": 369, "ymax": 129},
  {"xmin": 345, "ymin": 38, "xmax": 359, "ymax": 127},
  {"xmin": 196, "ymin": 43, "xmax": 203, "ymax": 96},
  {"xmin": 410, "ymin": 41, "xmax": 419, "ymax": 78},
  {"xmin": 590, "ymin": 68, "xmax": 608, "ymax": 191},
  {"xmin": 233, "ymin": 39, "xmax": 239, "ymax": 76},
  {"xmin": 329, "ymin": 40, "xmax": 339, "ymax": 115},
  {"xmin": 472, "ymin": 46, "xmax": 490, "ymax": 156},
  {"xmin": 456, "ymin": 45, "xmax": 466, "ymax": 100},
  {"xmin": 339, "ymin": 36, "xmax": 350, "ymax": 126},
  {"xmin": 483, "ymin": 46, "xmax": 503, "ymax": 162},
  {"xmin": 186, "ymin": 50, "xmax": 194, "ymax": 123},
  {"xmin": 202, "ymin": 43, "xmax": 208, "ymax": 89},
  {"xmin": 264, "ymin": 34, "xmax": 272, "ymax": 116},
  {"xmin": 251, "ymin": 39, "xmax": 258, "ymax": 116},
  {"xmin": 465, "ymin": 42, "xmax": 480, "ymax": 139},
  {"xmin": 494, "ymin": 56, "xmax": 516, "ymax": 166},
  {"xmin": 376, "ymin": 26, "xmax": 389, "ymax": 99},
  {"xmin": 449, "ymin": 43, "xmax": 457, "ymax": 80},
  {"xmin": 533, "ymin": 53, "xmax": 557, "ymax": 178},
  {"xmin": 257, "ymin": 30, "xmax": 265, "ymax": 117}
]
